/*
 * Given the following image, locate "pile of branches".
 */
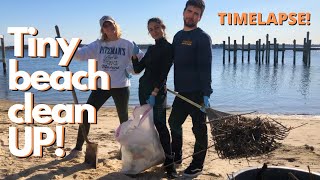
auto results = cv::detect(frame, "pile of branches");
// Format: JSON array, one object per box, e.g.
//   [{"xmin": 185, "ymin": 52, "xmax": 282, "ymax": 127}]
[{"xmin": 209, "ymin": 115, "xmax": 290, "ymax": 159}]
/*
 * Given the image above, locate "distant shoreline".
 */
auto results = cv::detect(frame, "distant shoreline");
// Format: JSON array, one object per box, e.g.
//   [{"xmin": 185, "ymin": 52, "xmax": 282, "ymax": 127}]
[{"xmin": 3, "ymin": 44, "xmax": 320, "ymax": 50}]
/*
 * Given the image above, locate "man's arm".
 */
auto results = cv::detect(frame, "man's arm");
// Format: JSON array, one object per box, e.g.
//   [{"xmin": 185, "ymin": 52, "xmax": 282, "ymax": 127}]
[{"xmin": 196, "ymin": 33, "xmax": 213, "ymax": 97}]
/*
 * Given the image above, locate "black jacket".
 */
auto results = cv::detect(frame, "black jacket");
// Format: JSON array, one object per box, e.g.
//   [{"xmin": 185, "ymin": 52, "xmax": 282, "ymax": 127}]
[{"xmin": 132, "ymin": 38, "xmax": 173, "ymax": 91}]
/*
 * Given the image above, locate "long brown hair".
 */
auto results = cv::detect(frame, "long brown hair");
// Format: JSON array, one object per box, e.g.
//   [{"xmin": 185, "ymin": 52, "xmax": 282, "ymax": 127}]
[{"xmin": 147, "ymin": 17, "xmax": 167, "ymax": 38}]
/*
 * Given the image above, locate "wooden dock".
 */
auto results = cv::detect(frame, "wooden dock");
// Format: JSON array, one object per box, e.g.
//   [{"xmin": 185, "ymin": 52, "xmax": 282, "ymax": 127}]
[
  {"xmin": 0, "ymin": 35, "xmax": 6, "ymax": 74},
  {"xmin": 222, "ymin": 32, "xmax": 319, "ymax": 66}
]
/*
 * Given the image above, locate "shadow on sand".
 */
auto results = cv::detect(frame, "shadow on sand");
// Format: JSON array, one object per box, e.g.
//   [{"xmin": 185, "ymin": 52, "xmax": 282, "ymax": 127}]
[{"xmin": 4, "ymin": 157, "xmax": 92, "ymax": 180}]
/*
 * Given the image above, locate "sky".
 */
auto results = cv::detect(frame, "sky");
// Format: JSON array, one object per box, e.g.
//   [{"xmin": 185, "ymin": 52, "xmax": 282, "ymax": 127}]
[{"xmin": 0, "ymin": 0, "xmax": 319, "ymax": 46}]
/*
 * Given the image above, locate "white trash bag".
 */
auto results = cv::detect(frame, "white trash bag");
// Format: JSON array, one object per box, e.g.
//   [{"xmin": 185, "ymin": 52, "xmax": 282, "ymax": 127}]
[{"xmin": 115, "ymin": 104, "xmax": 165, "ymax": 174}]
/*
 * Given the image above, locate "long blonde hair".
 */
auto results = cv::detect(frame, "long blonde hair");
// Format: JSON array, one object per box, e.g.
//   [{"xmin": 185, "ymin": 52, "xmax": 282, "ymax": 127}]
[{"xmin": 100, "ymin": 22, "xmax": 122, "ymax": 41}]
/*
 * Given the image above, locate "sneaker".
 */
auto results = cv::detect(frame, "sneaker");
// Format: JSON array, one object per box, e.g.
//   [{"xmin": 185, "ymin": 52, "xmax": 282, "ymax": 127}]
[
  {"xmin": 164, "ymin": 153, "xmax": 178, "ymax": 179},
  {"xmin": 166, "ymin": 166, "xmax": 178, "ymax": 179},
  {"xmin": 64, "ymin": 149, "xmax": 83, "ymax": 160},
  {"xmin": 183, "ymin": 164, "xmax": 203, "ymax": 178}
]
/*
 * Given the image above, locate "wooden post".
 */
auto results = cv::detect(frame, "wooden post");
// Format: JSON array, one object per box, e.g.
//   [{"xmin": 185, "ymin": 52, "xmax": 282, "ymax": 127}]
[
  {"xmin": 303, "ymin": 38, "xmax": 307, "ymax": 64},
  {"xmin": 258, "ymin": 39, "xmax": 261, "ymax": 63},
  {"xmin": 265, "ymin": 41, "xmax": 268, "ymax": 64},
  {"xmin": 304, "ymin": 32, "xmax": 310, "ymax": 65},
  {"xmin": 293, "ymin": 39, "xmax": 296, "ymax": 65},
  {"xmin": 248, "ymin": 43, "xmax": 250, "ymax": 62},
  {"xmin": 267, "ymin": 41, "xmax": 271, "ymax": 64},
  {"xmin": 262, "ymin": 43, "xmax": 265, "ymax": 63},
  {"xmin": 304, "ymin": 39, "xmax": 307, "ymax": 65},
  {"xmin": 305, "ymin": 31, "xmax": 311, "ymax": 65},
  {"xmin": 242, "ymin": 36, "xmax": 244, "ymax": 63},
  {"xmin": 234, "ymin": 40, "xmax": 237, "ymax": 63},
  {"xmin": 255, "ymin": 41, "xmax": 258, "ymax": 63},
  {"xmin": 307, "ymin": 40, "xmax": 311, "ymax": 66},
  {"xmin": 266, "ymin": 34, "xmax": 269, "ymax": 63},
  {"xmin": 309, "ymin": 39, "xmax": 311, "ymax": 65},
  {"xmin": 274, "ymin": 38, "xmax": 277, "ymax": 64},
  {"xmin": 0, "ymin": 35, "xmax": 6, "ymax": 74},
  {"xmin": 223, "ymin": 41, "xmax": 225, "ymax": 64},
  {"xmin": 228, "ymin": 36, "xmax": 231, "ymax": 62},
  {"xmin": 281, "ymin": 43, "xmax": 285, "ymax": 64},
  {"xmin": 276, "ymin": 43, "xmax": 279, "ymax": 64}
]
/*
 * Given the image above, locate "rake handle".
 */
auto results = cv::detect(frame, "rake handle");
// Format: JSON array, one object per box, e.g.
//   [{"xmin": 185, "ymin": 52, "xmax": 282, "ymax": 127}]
[
  {"xmin": 167, "ymin": 88, "xmax": 203, "ymax": 109},
  {"xmin": 55, "ymin": 25, "xmax": 90, "ymax": 144}
]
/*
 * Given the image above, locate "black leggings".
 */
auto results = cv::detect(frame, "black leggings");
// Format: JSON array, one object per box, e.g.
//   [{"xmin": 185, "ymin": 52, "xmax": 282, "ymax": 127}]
[
  {"xmin": 139, "ymin": 85, "xmax": 172, "ymax": 156},
  {"xmin": 75, "ymin": 87, "xmax": 129, "ymax": 150}
]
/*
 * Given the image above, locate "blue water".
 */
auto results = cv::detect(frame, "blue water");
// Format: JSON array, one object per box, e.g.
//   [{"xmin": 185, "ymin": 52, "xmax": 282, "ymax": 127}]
[{"xmin": 0, "ymin": 48, "xmax": 319, "ymax": 115}]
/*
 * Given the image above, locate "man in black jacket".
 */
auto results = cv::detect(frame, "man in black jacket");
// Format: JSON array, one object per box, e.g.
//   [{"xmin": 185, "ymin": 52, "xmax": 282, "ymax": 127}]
[{"xmin": 169, "ymin": 0, "xmax": 212, "ymax": 178}]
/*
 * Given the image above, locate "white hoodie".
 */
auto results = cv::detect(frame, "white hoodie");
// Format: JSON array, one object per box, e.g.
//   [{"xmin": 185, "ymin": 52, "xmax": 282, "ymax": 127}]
[{"xmin": 74, "ymin": 38, "xmax": 144, "ymax": 88}]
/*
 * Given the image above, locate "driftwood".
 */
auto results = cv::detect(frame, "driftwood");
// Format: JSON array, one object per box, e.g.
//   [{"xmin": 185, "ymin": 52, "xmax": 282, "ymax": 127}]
[
  {"xmin": 208, "ymin": 110, "xmax": 290, "ymax": 159},
  {"xmin": 166, "ymin": 88, "xmax": 292, "ymax": 159}
]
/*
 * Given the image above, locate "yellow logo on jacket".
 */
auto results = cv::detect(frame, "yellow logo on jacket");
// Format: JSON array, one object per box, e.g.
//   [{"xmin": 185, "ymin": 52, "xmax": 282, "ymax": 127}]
[{"xmin": 181, "ymin": 40, "xmax": 192, "ymax": 46}]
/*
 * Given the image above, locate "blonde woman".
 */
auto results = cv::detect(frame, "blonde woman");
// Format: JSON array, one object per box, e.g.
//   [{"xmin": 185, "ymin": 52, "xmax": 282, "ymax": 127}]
[{"xmin": 70, "ymin": 15, "xmax": 143, "ymax": 156}]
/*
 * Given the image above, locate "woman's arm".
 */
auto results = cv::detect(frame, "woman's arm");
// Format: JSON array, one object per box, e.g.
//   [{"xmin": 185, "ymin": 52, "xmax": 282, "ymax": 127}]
[
  {"xmin": 74, "ymin": 40, "xmax": 99, "ymax": 60},
  {"xmin": 131, "ymin": 47, "xmax": 151, "ymax": 74}
]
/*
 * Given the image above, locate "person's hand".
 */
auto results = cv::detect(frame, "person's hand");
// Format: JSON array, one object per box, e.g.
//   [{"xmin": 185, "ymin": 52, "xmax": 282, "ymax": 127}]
[
  {"xmin": 200, "ymin": 96, "xmax": 210, "ymax": 113},
  {"xmin": 132, "ymin": 41, "xmax": 140, "ymax": 56},
  {"xmin": 146, "ymin": 95, "xmax": 156, "ymax": 106},
  {"xmin": 203, "ymin": 96, "xmax": 210, "ymax": 108},
  {"xmin": 124, "ymin": 69, "xmax": 132, "ymax": 79}
]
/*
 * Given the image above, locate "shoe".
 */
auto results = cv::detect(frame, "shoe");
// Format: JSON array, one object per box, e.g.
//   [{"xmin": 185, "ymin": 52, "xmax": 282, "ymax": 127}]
[
  {"xmin": 164, "ymin": 153, "xmax": 178, "ymax": 179},
  {"xmin": 64, "ymin": 148, "xmax": 83, "ymax": 160},
  {"xmin": 183, "ymin": 164, "xmax": 203, "ymax": 178},
  {"xmin": 165, "ymin": 162, "xmax": 178, "ymax": 179},
  {"xmin": 166, "ymin": 168, "xmax": 178, "ymax": 179}
]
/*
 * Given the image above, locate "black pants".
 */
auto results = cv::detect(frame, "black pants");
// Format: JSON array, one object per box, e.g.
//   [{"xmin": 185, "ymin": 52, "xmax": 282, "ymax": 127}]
[
  {"xmin": 139, "ymin": 85, "xmax": 172, "ymax": 156},
  {"xmin": 75, "ymin": 87, "xmax": 129, "ymax": 150},
  {"xmin": 168, "ymin": 92, "xmax": 208, "ymax": 167}
]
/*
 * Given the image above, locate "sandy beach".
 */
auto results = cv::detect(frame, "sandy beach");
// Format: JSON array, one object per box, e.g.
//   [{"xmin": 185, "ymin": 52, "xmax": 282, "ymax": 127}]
[{"xmin": 0, "ymin": 99, "xmax": 319, "ymax": 179}]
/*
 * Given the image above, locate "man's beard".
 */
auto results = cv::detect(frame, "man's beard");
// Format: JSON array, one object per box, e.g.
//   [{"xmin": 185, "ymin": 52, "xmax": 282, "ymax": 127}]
[{"xmin": 184, "ymin": 19, "xmax": 196, "ymax": 28}]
